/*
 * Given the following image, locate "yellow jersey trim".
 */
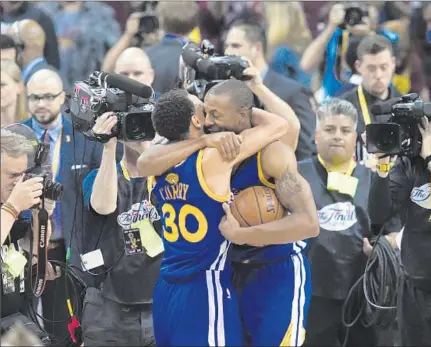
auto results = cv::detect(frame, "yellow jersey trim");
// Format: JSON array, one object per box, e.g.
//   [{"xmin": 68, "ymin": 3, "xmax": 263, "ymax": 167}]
[
  {"xmin": 120, "ymin": 160, "xmax": 130, "ymax": 181},
  {"xmin": 196, "ymin": 149, "xmax": 231, "ymax": 202},
  {"xmin": 257, "ymin": 152, "xmax": 276, "ymax": 189},
  {"xmin": 147, "ymin": 176, "xmax": 156, "ymax": 197}
]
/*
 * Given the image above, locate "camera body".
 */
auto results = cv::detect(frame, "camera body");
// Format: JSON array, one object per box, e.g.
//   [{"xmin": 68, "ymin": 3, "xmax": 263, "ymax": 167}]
[
  {"xmin": 343, "ymin": 6, "xmax": 368, "ymax": 27},
  {"xmin": 23, "ymin": 142, "xmax": 64, "ymax": 202},
  {"xmin": 182, "ymin": 40, "xmax": 251, "ymax": 100},
  {"xmin": 67, "ymin": 72, "xmax": 155, "ymax": 142},
  {"xmin": 366, "ymin": 94, "xmax": 431, "ymax": 157}
]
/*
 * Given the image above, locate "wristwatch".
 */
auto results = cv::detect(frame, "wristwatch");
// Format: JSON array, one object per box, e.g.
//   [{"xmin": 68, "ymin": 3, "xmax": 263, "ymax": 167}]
[{"xmin": 376, "ymin": 163, "xmax": 392, "ymax": 172}]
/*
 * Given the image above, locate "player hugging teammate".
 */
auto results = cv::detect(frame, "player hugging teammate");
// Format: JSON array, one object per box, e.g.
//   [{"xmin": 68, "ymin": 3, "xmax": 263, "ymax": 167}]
[{"xmin": 138, "ymin": 65, "xmax": 319, "ymax": 347}]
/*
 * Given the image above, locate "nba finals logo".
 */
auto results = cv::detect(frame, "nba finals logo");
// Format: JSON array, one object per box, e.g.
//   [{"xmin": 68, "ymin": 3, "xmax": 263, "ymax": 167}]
[
  {"xmin": 318, "ymin": 202, "xmax": 358, "ymax": 231},
  {"xmin": 410, "ymin": 183, "xmax": 431, "ymax": 210}
]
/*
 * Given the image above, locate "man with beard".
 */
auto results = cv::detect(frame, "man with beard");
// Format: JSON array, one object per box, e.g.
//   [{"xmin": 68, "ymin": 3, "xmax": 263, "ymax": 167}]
[{"xmin": 22, "ymin": 69, "xmax": 103, "ymax": 342}]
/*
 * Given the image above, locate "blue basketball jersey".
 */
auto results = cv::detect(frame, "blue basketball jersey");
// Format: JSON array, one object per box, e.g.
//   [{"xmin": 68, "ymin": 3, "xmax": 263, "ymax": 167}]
[
  {"xmin": 153, "ymin": 150, "xmax": 232, "ymax": 281},
  {"xmin": 230, "ymin": 152, "xmax": 308, "ymax": 263}
]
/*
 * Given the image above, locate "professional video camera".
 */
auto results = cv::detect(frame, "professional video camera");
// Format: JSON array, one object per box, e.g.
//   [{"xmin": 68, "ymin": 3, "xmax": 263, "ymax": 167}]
[
  {"xmin": 23, "ymin": 139, "xmax": 64, "ymax": 202},
  {"xmin": 366, "ymin": 94, "xmax": 431, "ymax": 157},
  {"xmin": 66, "ymin": 72, "xmax": 155, "ymax": 142},
  {"xmin": 182, "ymin": 40, "xmax": 251, "ymax": 100}
]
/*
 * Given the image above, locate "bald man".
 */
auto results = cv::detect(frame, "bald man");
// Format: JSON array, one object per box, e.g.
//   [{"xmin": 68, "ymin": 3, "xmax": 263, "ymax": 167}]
[
  {"xmin": 22, "ymin": 69, "xmax": 103, "ymax": 341},
  {"xmin": 1, "ymin": 1, "xmax": 60, "ymax": 69},
  {"xmin": 7, "ymin": 19, "xmax": 57, "ymax": 84},
  {"xmin": 114, "ymin": 47, "xmax": 155, "ymax": 89}
]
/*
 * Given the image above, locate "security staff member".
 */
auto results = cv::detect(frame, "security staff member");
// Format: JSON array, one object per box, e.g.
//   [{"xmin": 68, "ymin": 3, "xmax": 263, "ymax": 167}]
[
  {"xmin": 81, "ymin": 114, "xmax": 162, "ymax": 347},
  {"xmin": 368, "ymin": 116, "xmax": 431, "ymax": 346},
  {"xmin": 300, "ymin": 99, "xmax": 396, "ymax": 347}
]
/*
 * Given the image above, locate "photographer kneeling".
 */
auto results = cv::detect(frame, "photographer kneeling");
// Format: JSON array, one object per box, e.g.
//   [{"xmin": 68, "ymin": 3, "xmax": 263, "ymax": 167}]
[
  {"xmin": 1, "ymin": 128, "xmax": 59, "ymax": 342},
  {"xmin": 368, "ymin": 115, "xmax": 431, "ymax": 345}
]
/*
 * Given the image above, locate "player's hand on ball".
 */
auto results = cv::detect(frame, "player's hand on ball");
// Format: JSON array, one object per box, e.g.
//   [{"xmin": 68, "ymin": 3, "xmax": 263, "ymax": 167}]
[
  {"xmin": 219, "ymin": 203, "xmax": 244, "ymax": 244},
  {"xmin": 205, "ymin": 132, "xmax": 242, "ymax": 161}
]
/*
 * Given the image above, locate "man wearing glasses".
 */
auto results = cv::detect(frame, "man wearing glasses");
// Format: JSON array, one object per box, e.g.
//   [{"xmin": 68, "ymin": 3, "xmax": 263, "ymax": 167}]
[{"xmin": 22, "ymin": 69, "xmax": 104, "ymax": 343}]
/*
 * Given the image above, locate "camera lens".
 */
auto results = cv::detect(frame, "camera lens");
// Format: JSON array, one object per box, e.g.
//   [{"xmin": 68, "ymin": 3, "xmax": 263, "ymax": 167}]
[
  {"xmin": 376, "ymin": 129, "xmax": 398, "ymax": 153},
  {"xmin": 128, "ymin": 114, "xmax": 141, "ymax": 134},
  {"xmin": 44, "ymin": 180, "xmax": 64, "ymax": 201}
]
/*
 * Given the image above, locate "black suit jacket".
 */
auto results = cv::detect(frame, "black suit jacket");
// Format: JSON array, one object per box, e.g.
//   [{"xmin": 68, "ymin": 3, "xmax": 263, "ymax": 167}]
[
  {"xmin": 263, "ymin": 69, "xmax": 316, "ymax": 160},
  {"xmin": 23, "ymin": 115, "xmax": 103, "ymax": 265},
  {"xmin": 146, "ymin": 38, "xmax": 184, "ymax": 96}
]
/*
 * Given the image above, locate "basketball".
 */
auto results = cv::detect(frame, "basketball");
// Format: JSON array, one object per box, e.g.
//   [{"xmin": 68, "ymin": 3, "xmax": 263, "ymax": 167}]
[{"xmin": 230, "ymin": 186, "xmax": 284, "ymax": 227}]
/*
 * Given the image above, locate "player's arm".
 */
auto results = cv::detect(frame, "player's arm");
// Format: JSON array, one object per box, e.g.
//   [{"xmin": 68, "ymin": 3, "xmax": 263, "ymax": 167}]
[
  {"xmin": 202, "ymin": 109, "xmax": 290, "ymax": 196},
  {"xmin": 220, "ymin": 141, "xmax": 319, "ymax": 245},
  {"xmin": 137, "ymin": 133, "xmax": 242, "ymax": 177},
  {"xmin": 244, "ymin": 67, "xmax": 300, "ymax": 150}
]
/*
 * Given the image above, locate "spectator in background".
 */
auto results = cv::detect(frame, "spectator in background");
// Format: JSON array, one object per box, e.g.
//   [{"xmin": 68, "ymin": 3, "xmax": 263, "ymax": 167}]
[
  {"xmin": 6, "ymin": 19, "xmax": 57, "ymax": 85},
  {"xmin": 0, "ymin": 33, "xmax": 16, "ymax": 61},
  {"xmin": 1, "ymin": 60, "xmax": 27, "ymax": 126},
  {"xmin": 23, "ymin": 69, "xmax": 103, "ymax": 342},
  {"xmin": 382, "ymin": 18, "xmax": 426, "ymax": 97},
  {"xmin": 103, "ymin": 1, "xmax": 198, "ymax": 96},
  {"xmin": 301, "ymin": 3, "xmax": 398, "ymax": 101},
  {"xmin": 224, "ymin": 22, "xmax": 316, "ymax": 160},
  {"xmin": 0, "ymin": 1, "xmax": 59, "ymax": 69},
  {"xmin": 411, "ymin": 2, "xmax": 431, "ymax": 101},
  {"xmin": 37, "ymin": 1, "xmax": 121, "ymax": 92},
  {"xmin": 265, "ymin": 2, "xmax": 313, "ymax": 88}
]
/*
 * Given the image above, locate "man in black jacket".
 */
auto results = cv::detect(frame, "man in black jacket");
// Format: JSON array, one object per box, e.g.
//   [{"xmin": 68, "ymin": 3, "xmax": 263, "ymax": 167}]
[
  {"xmin": 368, "ymin": 116, "xmax": 431, "ymax": 346},
  {"xmin": 224, "ymin": 22, "xmax": 317, "ymax": 161}
]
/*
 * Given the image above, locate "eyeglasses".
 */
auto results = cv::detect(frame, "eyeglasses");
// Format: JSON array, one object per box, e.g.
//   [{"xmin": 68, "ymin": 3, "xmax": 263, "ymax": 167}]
[{"xmin": 27, "ymin": 92, "xmax": 63, "ymax": 103}]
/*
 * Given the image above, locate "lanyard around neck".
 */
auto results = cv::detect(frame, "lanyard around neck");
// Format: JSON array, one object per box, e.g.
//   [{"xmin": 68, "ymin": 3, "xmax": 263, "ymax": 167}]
[
  {"xmin": 357, "ymin": 85, "xmax": 372, "ymax": 126},
  {"xmin": 318, "ymin": 154, "xmax": 356, "ymax": 176}
]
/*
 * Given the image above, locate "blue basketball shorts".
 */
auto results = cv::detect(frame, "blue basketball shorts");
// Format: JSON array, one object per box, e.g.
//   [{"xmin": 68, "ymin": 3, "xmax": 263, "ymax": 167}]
[
  {"xmin": 234, "ymin": 251, "xmax": 312, "ymax": 346},
  {"xmin": 153, "ymin": 270, "xmax": 243, "ymax": 346}
]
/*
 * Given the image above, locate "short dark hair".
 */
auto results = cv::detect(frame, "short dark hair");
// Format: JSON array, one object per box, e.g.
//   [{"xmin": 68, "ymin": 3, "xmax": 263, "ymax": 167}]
[
  {"xmin": 230, "ymin": 23, "xmax": 267, "ymax": 54},
  {"xmin": 151, "ymin": 89, "xmax": 195, "ymax": 141},
  {"xmin": 158, "ymin": 1, "xmax": 198, "ymax": 36},
  {"xmin": 357, "ymin": 35, "xmax": 394, "ymax": 60},
  {"xmin": 0, "ymin": 34, "xmax": 16, "ymax": 50},
  {"xmin": 207, "ymin": 79, "xmax": 254, "ymax": 110}
]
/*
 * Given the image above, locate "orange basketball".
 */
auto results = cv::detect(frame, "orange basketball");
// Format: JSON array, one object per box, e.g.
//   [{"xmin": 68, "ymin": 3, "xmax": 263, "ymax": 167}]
[{"xmin": 230, "ymin": 186, "xmax": 284, "ymax": 227}]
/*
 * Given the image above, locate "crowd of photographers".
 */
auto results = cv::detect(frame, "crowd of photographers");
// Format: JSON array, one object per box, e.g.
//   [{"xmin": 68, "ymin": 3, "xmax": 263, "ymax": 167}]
[{"xmin": 1, "ymin": 1, "xmax": 431, "ymax": 347}]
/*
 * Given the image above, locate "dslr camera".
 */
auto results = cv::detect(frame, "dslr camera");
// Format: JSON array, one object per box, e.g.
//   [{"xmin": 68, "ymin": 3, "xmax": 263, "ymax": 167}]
[
  {"xmin": 23, "ymin": 141, "xmax": 64, "ymax": 202},
  {"xmin": 342, "ymin": 5, "xmax": 368, "ymax": 28},
  {"xmin": 182, "ymin": 40, "xmax": 251, "ymax": 100},
  {"xmin": 366, "ymin": 94, "xmax": 431, "ymax": 157},
  {"xmin": 67, "ymin": 71, "xmax": 155, "ymax": 142}
]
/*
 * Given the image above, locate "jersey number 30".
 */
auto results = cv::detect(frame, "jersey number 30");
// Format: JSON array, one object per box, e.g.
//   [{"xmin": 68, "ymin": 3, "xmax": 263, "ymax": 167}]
[{"xmin": 162, "ymin": 203, "xmax": 208, "ymax": 243}]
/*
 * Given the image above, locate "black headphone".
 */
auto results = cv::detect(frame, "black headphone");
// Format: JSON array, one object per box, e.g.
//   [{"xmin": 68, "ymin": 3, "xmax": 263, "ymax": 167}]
[{"xmin": 11, "ymin": 21, "xmax": 25, "ymax": 66}]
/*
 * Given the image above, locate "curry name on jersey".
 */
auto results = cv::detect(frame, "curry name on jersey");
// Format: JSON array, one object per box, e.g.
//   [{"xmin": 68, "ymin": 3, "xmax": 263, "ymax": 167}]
[{"xmin": 153, "ymin": 150, "xmax": 233, "ymax": 281}]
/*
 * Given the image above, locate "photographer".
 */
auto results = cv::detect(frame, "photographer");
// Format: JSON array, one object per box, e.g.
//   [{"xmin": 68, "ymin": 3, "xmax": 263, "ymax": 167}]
[
  {"xmin": 301, "ymin": 2, "xmax": 397, "ymax": 100},
  {"xmin": 368, "ymin": 116, "xmax": 431, "ymax": 345},
  {"xmin": 80, "ymin": 114, "xmax": 162, "ymax": 347},
  {"xmin": 1, "ymin": 127, "xmax": 59, "ymax": 341}
]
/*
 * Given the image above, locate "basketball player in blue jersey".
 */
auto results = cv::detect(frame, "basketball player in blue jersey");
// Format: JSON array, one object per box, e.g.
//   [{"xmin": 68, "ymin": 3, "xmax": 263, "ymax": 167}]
[
  {"xmin": 147, "ymin": 88, "xmax": 289, "ymax": 346},
  {"xmin": 138, "ymin": 72, "xmax": 319, "ymax": 346}
]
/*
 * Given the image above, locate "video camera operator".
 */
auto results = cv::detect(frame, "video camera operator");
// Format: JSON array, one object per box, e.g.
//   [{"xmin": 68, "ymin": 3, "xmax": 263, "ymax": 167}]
[
  {"xmin": 1, "ymin": 127, "xmax": 60, "ymax": 343},
  {"xmin": 368, "ymin": 106, "xmax": 431, "ymax": 345}
]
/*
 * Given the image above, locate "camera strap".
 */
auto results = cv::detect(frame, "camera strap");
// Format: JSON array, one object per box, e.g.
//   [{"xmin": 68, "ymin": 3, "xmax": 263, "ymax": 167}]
[{"xmin": 32, "ymin": 207, "xmax": 49, "ymax": 297}]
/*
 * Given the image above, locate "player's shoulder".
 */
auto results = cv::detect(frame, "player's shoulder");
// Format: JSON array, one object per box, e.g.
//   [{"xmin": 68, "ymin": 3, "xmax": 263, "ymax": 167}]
[{"xmin": 260, "ymin": 141, "xmax": 296, "ymax": 179}]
